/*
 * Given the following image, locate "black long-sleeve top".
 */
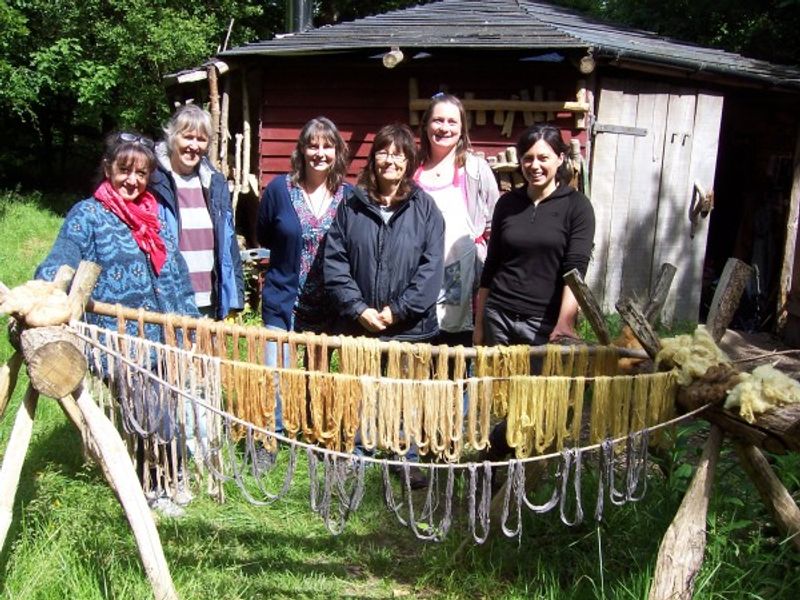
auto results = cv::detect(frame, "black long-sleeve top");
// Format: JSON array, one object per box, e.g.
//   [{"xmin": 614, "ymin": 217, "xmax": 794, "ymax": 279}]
[{"xmin": 479, "ymin": 184, "xmax": 595, "ymax": 327}]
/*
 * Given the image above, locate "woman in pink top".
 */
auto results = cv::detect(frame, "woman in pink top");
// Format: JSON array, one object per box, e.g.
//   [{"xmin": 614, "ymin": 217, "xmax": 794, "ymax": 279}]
[{"xmin": 415, "ymin": 93, "xmax": 499, "ymax": 346}]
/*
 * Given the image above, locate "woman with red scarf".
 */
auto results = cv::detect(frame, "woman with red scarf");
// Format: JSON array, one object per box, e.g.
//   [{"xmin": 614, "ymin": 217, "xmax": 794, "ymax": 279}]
[
  {"xmin": 36, "ymin": 133, "xmax": 199, "ymax": 516},
  {"xmin": 37, "ymin": 132, "xmax": 199, "ymax": 342}
]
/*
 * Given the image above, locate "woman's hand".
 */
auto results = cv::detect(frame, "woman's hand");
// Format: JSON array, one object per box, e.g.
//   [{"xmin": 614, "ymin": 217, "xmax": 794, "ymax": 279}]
[
  {"xmin": 548, "ymin": 321, "xmax": 578, "ymax": 342},
  {"xmin": 358, "ymin": 308, "xmax": 387, "ymax": 333},
  {"xmin": 378, "ymin": 306, "xmax": 394, "ymax": 326}
]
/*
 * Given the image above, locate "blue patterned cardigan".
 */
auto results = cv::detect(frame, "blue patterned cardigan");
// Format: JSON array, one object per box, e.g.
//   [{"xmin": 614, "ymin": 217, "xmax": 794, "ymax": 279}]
[{"xmin": 36, "ymin": 198, "xmax": 199, "ymax": 344}]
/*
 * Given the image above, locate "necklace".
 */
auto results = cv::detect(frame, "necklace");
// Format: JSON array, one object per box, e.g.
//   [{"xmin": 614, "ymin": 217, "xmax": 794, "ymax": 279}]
[{"xmin": 302, "ymin": 183, "xmax": 332, "ymax": 218}]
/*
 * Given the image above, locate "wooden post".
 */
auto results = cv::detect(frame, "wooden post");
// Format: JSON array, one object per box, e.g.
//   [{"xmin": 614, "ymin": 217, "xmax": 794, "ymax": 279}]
[
  {"xmin": 72, "ymin": 386, "xmax": 178, "ymax": 600},
  {"xmin": 532, "ymin": 86, "xmax": 544, "ymax": 122},
  {"xmin": 706, "ymin": 258, "xmax": 753, "ymax": 343},
  {"xmin": 241, "ymin": 68, "xmax": 251, "ymax": 196},
  {"xmin": 501, "ymin": 95, "xmax": 518, "ymax": 137},
  {"xmin": 0, "ymin": 385, "xmax": 39, "ymax": 553},
  {"xmin": 734, "ymin": 443, "xmax": 800, "ymax": 552},
  {"xmin": 68, "ymin": 262, "xmax": 102, "ymax": 320},
  {"xmin": 563, "ymin": 268, "xmax": 611, "ymax": 345},
  {"xmin": 233, "ymin": 132, "xmax": 243, "ymax": 216},
  {"xmin": 0, "ymin": 351, "xmax": 23, "ymax": 419},
  {"xmin": 66, "ymin": 261, "xmax": 178, "ymax": 598},
  {"xmin": 777, "ymin": 122, "xmax": 800, "ymax": 331},
  {"xmin": 207, "ymin": 64, "xmax": 221, "ymax": 169},
  {"xmin": 519, "ymin": 89, "xmax": 534, "ymax": 126},
  {"xmin": 220, "ymin": 76, "xmax": 231, "ymax": 179},
  {"xmin": 649, "ymin": 425, "xmax": 724, "ymax": 600},
  {"xmin": 644, "ymin": 263, "xmax": 678, "ymax": 322},
  {"xmin": 616, "ymin": 298, "xmax": 662, "ymax": 359}
]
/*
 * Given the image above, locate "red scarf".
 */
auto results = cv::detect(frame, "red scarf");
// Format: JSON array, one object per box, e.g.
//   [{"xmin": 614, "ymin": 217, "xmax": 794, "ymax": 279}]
[{"xmin": 93, "ymin": 180, "xmax": 167, "ymax": 275}]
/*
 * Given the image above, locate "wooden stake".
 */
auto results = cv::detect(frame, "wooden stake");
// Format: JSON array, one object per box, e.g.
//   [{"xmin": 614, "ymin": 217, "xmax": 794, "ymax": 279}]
[
  {"xmin": 0, "ymin": 351, "xmax": 23, "ymax": 420},
  {"xmin": 0, "ymin": 385, "xmax": 39, "ymax": 553},
  {"xmin": 706, "ymin": 258, "xmax": 753, "ymax": 343},
  {"xmin": 644, "ymin": 263, "xmax": 678, "ymax": 322},
  {"xmin": 532, "ymin": 86, "xmax": 544, "ymax": 122},
  {"xmin": 233, "ymin": 132, "xmax": 243, "ymax": 216},
  {"xmin": 649, "ymin": 425, "xmax": 724, "ymax": 600},
  {"xmin": 563, "ymin": 268, "xmax": 611, "ymax": 345},
  {"xmin": 207, "ymin": 64, "xmax": 221, "ymax": 169},
  {"xmin": 616, "ymin": 298, "xmax": 662, "ymax": 359},
  {"xmin": 220, "ymin": 76, "xmax": 231, "ymax": 179},
  {"xmin": 73, "ymin": 386, "xmax": 178, "ymax": 600},
  {"xmin": 735, "ymin": 443, "xmax": 800, "ymax": 551},
  {"xmin": 67, "ymin": 262, "xmax": 102, "ymax": 321},
  {"xmin": 241, "ymin": 68, "xmax": 251, "ymax": 196},
  {"xmin": 519, "ymin": 89, "xmax": 534, "ymax": 126}
]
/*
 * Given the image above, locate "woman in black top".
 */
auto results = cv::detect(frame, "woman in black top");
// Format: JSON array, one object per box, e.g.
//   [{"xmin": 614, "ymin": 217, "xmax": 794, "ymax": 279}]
[{"xmin": 474, "ymin": 124, "xmax": 595, "ymax": 347}]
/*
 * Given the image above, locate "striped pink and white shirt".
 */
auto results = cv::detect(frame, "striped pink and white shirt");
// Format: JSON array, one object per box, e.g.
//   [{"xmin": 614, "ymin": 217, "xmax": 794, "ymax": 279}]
[{"xmin": 173, "ymin": 172, "xmax": 214, "ymax": 308}]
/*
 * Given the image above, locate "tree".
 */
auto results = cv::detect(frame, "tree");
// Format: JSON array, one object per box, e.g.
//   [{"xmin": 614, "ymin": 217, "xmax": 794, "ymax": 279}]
[{"xmin": 554, "ymin": 0, "xmax": 800, "ymax": 67}]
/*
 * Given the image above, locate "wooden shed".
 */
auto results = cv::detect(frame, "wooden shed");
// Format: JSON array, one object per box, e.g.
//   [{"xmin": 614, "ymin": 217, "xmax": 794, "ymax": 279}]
[{"xmin": 166, "ymin": 0, "xmax": 800, "ymax": 334}]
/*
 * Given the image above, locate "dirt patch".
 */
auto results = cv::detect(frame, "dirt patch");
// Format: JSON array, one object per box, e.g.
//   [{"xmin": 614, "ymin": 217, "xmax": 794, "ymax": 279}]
[{"xmin": 718, "ymin": 329, "xmax": 800, "ymax": 380}]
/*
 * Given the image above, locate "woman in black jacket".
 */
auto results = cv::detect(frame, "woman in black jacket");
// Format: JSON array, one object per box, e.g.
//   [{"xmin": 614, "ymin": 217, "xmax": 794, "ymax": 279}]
[{"xmin": 325, "ymin": 124, "xmax": 445, "ymax": 341}]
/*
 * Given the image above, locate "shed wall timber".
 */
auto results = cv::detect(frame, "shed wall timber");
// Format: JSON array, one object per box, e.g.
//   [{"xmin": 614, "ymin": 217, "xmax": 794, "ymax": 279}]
[{"xmin": 257, "ymin": 56, "xmax": 588, "ymax": 187}]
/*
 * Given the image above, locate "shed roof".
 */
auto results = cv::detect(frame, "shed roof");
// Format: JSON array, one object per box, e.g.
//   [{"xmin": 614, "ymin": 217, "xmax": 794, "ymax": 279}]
[{"xmin": 220, "ymin": 0, "xmax": 800, "ymax": 90}]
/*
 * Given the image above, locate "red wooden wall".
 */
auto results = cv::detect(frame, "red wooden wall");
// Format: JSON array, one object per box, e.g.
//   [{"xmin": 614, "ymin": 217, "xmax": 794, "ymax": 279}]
[{"xmin": 257, "ymin": 54, "xmax": 588, "ymax": 188}]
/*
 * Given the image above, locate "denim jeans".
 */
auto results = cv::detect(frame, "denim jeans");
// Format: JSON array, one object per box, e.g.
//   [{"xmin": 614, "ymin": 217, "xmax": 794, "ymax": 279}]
[{"xmin": 264, "ymin": 324, "xmax": 290, "ymax": 433}]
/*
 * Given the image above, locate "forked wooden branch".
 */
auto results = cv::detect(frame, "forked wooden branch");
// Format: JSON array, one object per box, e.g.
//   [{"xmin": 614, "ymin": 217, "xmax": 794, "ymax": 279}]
[
  {"xmin": 563, "ymin": 268, "xmax": 611, "ymax": 344},
  {"xmin": 649, "ymin": 425, "xmax": 724, "ymax": 600}
]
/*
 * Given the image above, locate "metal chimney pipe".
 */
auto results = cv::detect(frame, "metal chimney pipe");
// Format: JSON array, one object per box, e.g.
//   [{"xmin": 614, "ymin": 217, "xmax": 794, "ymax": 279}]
[{"xmin": 285, "ymin": 0, "xmax": 313, "ymax": 33}]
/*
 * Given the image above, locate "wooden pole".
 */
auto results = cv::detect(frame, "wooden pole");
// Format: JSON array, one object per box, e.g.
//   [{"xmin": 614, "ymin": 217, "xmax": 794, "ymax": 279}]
[
  {"xmin": 616, "ymin": 298, "xmax": 662, "ymax": 359},
  {"xmin": 706, "ymin": 258, "xmax": 753, "ymax": 343},
  {"xmin": 241, "ymin": 67, "xmax": 251, "ymax": 196},
  {"xmin": 85, "ymin": 299, "xmax": 648, "ymax": 361},
  {"xmin": 0, "ymin": 351, "xmax": 23, "ymax": 420},
  {"xmin": 72, "ymin": 386, "xmax": 178, "ymax": 600},
  {"xmin": 62, "ymin": 261, "xmax": 178, "ymax": 598},
  {"xmin": 777, "ymin": 122, "xmax": 800, "ymax": 331},
  {"xmin": 563, "ymin": 268, "xmax": 611, "ymax": 345},
  {"xmin": 207, "ymin": 64, "xmax": 221, "ymax": 169},
  {"xmin": 0, "ymin": 385, "xmax": 39, "ymax": 553},
  {"xmin": 734, "ymin": 442, "xmax": 800, "ymax": 552},
  {"xmin": 644, "ymin": 263, "xmax": 677, "ymax": 322},
  {"xmin": 649, "ymin": 424, "xmax": 724, "ymax": 600},
  {"xmin": 220, "ymin": 76, "xmax": 231, "ymax": 179}
]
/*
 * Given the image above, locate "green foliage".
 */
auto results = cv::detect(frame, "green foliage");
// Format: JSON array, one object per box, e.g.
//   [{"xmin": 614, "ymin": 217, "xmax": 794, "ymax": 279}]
[{"xmin": 554, "ymin": 0, "xmax": 800, "ymax": 67}]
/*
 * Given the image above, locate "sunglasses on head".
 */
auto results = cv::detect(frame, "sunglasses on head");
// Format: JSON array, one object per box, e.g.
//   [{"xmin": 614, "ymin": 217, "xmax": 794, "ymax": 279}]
[{"xmin": 117, "ymin": 132, "xmax": 155, "ymax": 149}]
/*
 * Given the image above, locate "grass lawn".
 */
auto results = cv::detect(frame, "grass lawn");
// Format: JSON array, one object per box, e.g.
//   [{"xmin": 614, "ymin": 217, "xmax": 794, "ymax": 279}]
[{"xmin": 1, "ymin": 188, "xmax": 799, "ymax": 599}]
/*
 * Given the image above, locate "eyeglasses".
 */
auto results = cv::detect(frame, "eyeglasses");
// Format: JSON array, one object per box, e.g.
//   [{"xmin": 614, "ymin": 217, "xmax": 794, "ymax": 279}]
[
  {"xmin": 117, "ymin": 132, "xmax": 155, "ymax": 150},
  {"xmin": 375, "ymin": 150, "xmax": 407, "ymax": 163}
]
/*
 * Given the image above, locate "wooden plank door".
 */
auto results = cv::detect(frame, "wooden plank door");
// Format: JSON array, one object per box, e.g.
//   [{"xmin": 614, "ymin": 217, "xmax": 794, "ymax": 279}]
[
  {"xmin": 652, "ymin": 90, "xmax": 724, "ymax": 323},
  {"xmin": 589, "ymin": 79, "xmax": 723, "ymax": 323}
]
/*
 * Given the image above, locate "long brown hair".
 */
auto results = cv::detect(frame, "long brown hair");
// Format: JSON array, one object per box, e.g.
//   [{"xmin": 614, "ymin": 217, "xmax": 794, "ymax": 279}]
[
  {"xmin": 418, "ymin": 93, "xmax": 471, "ymax": 168},
  {"xmin": 358, "ymin": 123, "xmax": 418, "ymax": 202},
  {"xmin": 290, "ymin": 116, "xmax": 349, "ymax": 193}
]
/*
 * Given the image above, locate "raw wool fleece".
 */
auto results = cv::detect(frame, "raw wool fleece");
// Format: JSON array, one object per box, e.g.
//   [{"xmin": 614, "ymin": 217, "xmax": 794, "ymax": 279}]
[
  {"xmin": 656, "ymin": 325, "xmax": 730, "ymax": 385},
  {"xmin": 725, "ymin": 365, "xmax": 800, "ymax": 423}
]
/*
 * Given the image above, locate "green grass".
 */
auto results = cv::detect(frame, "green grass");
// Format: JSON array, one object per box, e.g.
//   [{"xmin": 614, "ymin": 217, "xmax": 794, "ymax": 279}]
[{"xmin": 2, "ymin": 188, "xmax": 799, "ymax": 599}]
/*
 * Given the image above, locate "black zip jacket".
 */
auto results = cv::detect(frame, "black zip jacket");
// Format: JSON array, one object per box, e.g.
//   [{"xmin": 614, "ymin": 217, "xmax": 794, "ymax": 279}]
[
  {"xmin": 480, "ymin": 184, "xmax": 595, "ymax": 327},
  {"xmin": 324, "ymin": 185, "xmax": 445, "ymax": 341}
]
